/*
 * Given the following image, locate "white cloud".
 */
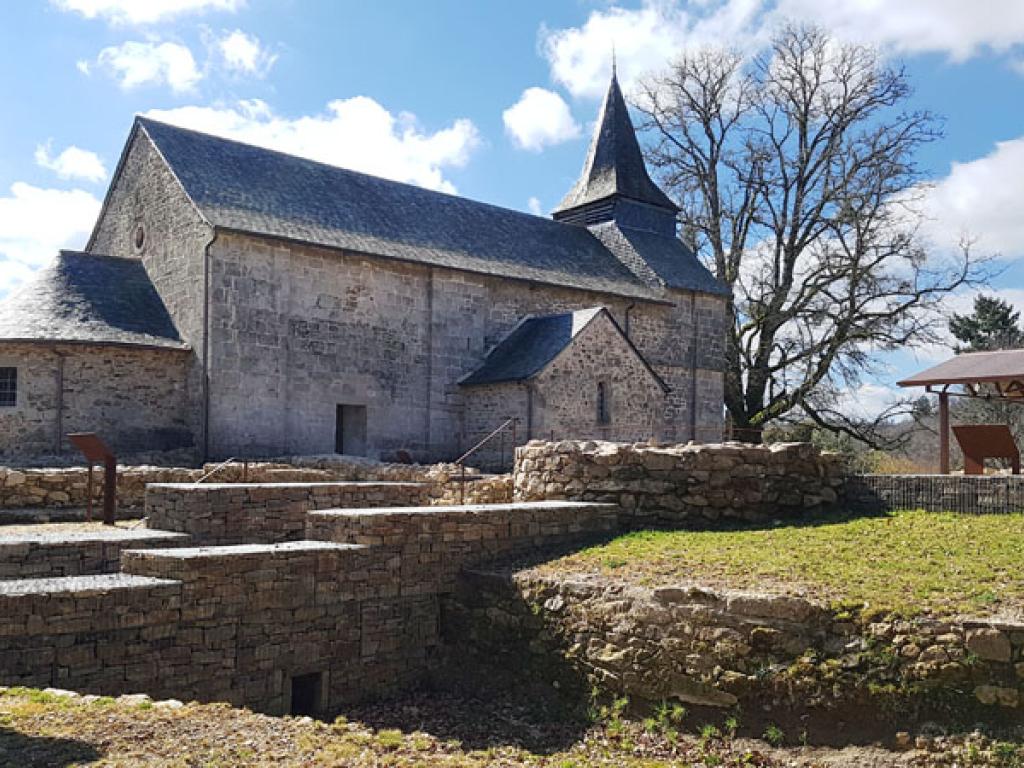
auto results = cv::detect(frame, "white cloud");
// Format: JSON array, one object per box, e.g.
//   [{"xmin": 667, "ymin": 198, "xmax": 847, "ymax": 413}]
[
  {"xmin": 214, "ymin": 29, "xmax": 276, "ymax": 77},
  {"xmin": 540, "ymin": 1, "xmax": 1024, "ymax": 98},
  {"xmin": 540, "ymin": 0, "xmax": 766, "ymax": 99},
  {"xmin": 0, "ymin": 183, "xmax": 101, "ymax": 297},
  {"xmin": 144, "ymin": 97, "xmax": 480, "ymax": 193},
  {"xmin": 502, "ymin": 87, "xmax": 581, "ymax": 151},
  {"xmin": 921, "ymin": 137, "xmax": 1024, "ymax": 259},
  {"xmin": 52, "ymin": 0, "xmax": 243, "ymax": 25},
  {"xmin": 91, "ymin": 40, "xmax": 202, "ymax": 92},
  {"xmin": 34, "ymin": 143, "xmax": 107, "ymax": 183},
  {"xmin": 527, "ymin": 196, "xmax": 543, "ymax": 216},
  {"xmin": 900, "ymin": 288, "xmax": 1024, "ymax": 366},
  {"xmin": 833, "ymin": 381, "xmax": 903, "ymax": 420},
  {"xmin": 777, "ymin": 0, "xmax": 1024, "ymax": 63}
]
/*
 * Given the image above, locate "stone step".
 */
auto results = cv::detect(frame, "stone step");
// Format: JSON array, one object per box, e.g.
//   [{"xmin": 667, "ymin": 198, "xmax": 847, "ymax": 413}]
[
  {"xmin": 145, "ymin": 481, "xmax": 432, "ymax": 545},
  {"xmin": 121, "ymin": 540, "xmax": 365, "ymax": 581},
  {"xmin": 0, "ymin": 528, "xmax": 191, "ymax": 580}
]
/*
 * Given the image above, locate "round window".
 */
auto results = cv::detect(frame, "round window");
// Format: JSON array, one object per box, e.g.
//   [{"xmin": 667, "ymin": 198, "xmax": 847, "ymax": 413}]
[{"xmin": 133, "ymin": 223, "xmax": 145, "ymax": 250}]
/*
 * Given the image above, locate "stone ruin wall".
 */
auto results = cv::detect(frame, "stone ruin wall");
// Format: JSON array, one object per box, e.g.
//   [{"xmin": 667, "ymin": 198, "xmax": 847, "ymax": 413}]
[
  {"xmin": 145, "ymin": 482, "xmax": 433, "ymax": 545},
  {"xmin": 0, "ymin": 456, "xmax": 512, "ymax": 510},
  {"xmin": 513, "ymin": 439, "xmax": 846, "ymax": 526},
  {"xmin": 446, "ymin": 569, "xmax": 1024, "ymax": 720},
  {"xmin": 0, "ymin": 498, "xmax": 615, "ymax": 714}
]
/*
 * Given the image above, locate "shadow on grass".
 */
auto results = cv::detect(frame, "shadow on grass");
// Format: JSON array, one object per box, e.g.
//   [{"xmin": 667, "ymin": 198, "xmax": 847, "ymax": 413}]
[{"xmin": 0, "ymin": 726, "xmax": 101, "ymax": 767}]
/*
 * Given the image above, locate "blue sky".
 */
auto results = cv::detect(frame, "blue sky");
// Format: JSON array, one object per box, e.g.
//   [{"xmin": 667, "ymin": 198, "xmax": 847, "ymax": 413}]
[{"xmin": 3, "ymin": 0, "xmax": 1024, "ymax": 415}]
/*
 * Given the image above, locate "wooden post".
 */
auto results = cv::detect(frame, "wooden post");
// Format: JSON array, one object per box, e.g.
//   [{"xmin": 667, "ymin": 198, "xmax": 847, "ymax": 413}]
[{"xmin": 939, "ymin": 391, "xmax": 950, "ymax": 475}]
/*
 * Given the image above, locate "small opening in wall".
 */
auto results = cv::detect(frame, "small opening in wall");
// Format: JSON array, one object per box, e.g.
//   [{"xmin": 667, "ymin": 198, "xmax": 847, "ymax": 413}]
[
  {"xmin": 0, "ymin": 367, "xmax": 16, "ymax": 408},
  {"xmin": 133, "ymin": 223, "xmax": 145, "ymax": 250},
  {"xmin": 335, "ymin": 404, "xmax": 368, "ymax": 456},
  {"xmin": 290, "ymin": 672, "xmax": 323, "ymax": 717},
  {"xmin": 596, "ymin": 380, "xmax": 611, "ymax": 425}
]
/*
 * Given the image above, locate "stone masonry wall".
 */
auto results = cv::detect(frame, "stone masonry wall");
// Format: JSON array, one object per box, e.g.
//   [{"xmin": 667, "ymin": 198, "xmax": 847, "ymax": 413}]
[
  {"xmin": 306, "ymin": 501, "xmax": 618, "ymax": 595},
  {"xmin": 0, "ymin": 543, "xmax": 429, "ymax": 712},
  {"xmin": 459, "ymin": 313, "xmax": 685, "ymax": 471},
  {"xmin": 0, "ymin": 528, "xmax": 190, "ymax": 580},
  {"xmin": 446, "ymin": 569, "xmax": 1024, "ymax": 720},
  {"xmin": 205, "ymin": 230, "xmax": 725, "ymax": 462},
  {"xmin": 530, "ymin": 310, "xmax": 666, "ymax": 443},
  {"xmin": 89, "ymin": 128, "xmax": 213, "ymax": 450},
  {"xmin": 0, "ymin": 456, "xmax": 511, "ymax": 510},
  {"xmin": 145, "ymin": 481, "xmax": 432, "ymax": 544},
  {"xmin": 0, "ymin": 500, "xmax": 615, "ymax": 713},
  {"xmin": 514, "ymin": 440, "xmax": 844, "ymax": 527},
  {"xmin": 0, "ymin": 344, "xmax": 193, "ymax": 463}
]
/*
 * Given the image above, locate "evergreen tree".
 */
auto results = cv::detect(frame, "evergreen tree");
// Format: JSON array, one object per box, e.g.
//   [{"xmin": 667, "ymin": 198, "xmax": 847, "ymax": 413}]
[{"xmin": 949, "ymin": 295, "xmax": 1024, "ymax": 352}]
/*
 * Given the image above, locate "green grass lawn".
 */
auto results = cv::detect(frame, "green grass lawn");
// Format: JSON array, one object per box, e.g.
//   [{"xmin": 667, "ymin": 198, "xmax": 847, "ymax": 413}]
[{"xmin": 541, "ymin": 510, "xmax": 1024, "ymax": 618}]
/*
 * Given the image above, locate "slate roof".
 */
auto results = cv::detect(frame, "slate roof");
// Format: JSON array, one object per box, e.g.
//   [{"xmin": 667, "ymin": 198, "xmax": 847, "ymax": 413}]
[
  {"xmin": 133, "ymin": 118, "xmax": 666, "ymax": 302},
  {"xmin": 460, "ymin": 307, "xmax": 665, "ymax": 389},
  {"xmin": 590, "ymin": 222, "xmax": 731, "ymax": 296},
  {"xmin": 553, "ymin": 72, "xmax": 677, "ymax": 217},
  {"xmin": 0, "ymin": 251, "xmax": 187, "ymax": 350}
]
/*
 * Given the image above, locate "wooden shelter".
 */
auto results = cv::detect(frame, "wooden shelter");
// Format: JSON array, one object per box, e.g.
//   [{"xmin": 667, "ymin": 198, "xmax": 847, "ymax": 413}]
[{"xmin": 898, "ymin": 349, "xmax": 1024, "ymax": 474}]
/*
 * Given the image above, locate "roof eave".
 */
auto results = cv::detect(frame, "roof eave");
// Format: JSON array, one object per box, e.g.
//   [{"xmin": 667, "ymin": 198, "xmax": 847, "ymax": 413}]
[
  {"xmin": 0, "ymin": 338, "xmax": 191, "ymax": 352},
  {"xmin": 213, "ymin": 225, "xmax": 674, "ymax": 306}
]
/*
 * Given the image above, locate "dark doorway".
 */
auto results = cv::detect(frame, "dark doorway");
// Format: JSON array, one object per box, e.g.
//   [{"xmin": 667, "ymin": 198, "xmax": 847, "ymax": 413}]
[
  {"xmin": 290, "ymin": 672, "xmax": 323, "ymax": 716},
  {"xmin": 335, "ymin": 404, "xmax": 368, "ymax": 455}
]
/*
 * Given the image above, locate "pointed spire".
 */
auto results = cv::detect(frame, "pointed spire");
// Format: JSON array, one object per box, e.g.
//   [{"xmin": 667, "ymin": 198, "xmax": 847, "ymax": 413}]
[{"xmin": 552, "ymin": 67, "xmax": 677, "ymax": 224}]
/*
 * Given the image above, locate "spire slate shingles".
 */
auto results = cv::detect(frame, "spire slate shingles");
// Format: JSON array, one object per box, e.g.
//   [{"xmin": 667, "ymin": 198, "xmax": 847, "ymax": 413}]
[
  {"xmin": 552, "ymin": 73, "xmax": 677, "ymax": 216},
  {"xmin": 0, "ymin": 251, "xmax": 186, "ymax": 349}
]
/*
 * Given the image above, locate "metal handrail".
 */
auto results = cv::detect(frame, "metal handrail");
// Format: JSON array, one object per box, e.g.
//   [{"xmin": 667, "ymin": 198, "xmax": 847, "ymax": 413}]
[
  {"xmin": 192, "ymin": 456, "xmax": 241, "ymax": 486},
  {"xmin": 454, "ymin": 418, "xmax": 517, "ymax": 504}
]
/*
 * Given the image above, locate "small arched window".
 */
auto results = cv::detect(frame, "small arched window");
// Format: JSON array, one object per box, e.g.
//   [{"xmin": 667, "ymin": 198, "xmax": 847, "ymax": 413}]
[{"xmin": 596, "ymin": 381, "xmax": 611, "ymax": 425}]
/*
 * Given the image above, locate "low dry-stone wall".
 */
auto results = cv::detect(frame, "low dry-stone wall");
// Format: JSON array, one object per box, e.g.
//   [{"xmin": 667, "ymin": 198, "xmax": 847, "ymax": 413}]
[
  {"xmin": 514, "ymin": 440, "xmax": 844, "ymax": 526},
  {"xmin": 0, "ymin": 458, "xmax": 511, "ymax": 511},
  {"xmin": 447, "ymin": 569, "xmax": 1024, "ymax": 723},
  {"xmin": 0, "ymin": 528, "xmax": 190, "ymax": 580},
  {"xmin": 145, "ymin": 482, "xmax": 431, "ymax": 545}
]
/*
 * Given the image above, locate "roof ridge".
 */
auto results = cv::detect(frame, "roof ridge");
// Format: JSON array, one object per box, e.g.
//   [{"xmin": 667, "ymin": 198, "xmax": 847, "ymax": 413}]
[{"xmin": 136, "ymin": 115, "xmax": 565, "ymax": 227}]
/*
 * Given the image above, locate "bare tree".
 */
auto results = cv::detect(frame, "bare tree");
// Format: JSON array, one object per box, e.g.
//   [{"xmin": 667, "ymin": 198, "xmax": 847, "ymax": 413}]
[{"xmin": 635, "ymin": 25, "xmax": 986, "ymax": 445}]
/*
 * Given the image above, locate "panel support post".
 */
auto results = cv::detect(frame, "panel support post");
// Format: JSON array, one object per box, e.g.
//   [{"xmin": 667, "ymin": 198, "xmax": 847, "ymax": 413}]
[
  {"xmin": 103, "ymin": 455, "xmax": 117, "ymax": 526},
  {"xmin": 939, "ymin": 391, "xmax": 950, "ymax": 475}
]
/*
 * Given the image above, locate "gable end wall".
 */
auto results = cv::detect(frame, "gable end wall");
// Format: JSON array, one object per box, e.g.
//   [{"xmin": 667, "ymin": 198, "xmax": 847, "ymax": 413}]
[{"xmin": 87, "ymin": 130, "xmax": 210, "ymax": 455}]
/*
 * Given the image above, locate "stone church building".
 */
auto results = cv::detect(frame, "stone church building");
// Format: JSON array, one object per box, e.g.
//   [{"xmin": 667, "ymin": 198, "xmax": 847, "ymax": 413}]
[{"xmin": 0, "ymin": 74, "xmax": 729, "ymax": 465}]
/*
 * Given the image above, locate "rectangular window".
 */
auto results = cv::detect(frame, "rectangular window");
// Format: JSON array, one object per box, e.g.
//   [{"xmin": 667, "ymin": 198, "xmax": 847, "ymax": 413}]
[
  {"xmin": 596, "ymin": 381, "xmax": 611, "ymax": 425},
  {"xmin": 0, "ymin": 368, "xmax": 15, "ymax": 408}
]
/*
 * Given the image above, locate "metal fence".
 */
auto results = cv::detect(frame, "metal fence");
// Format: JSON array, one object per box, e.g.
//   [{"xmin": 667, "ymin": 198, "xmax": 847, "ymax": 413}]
[{"xmin": 847, "ymin": 474, "xmax": 1024, "ymax": 515}]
